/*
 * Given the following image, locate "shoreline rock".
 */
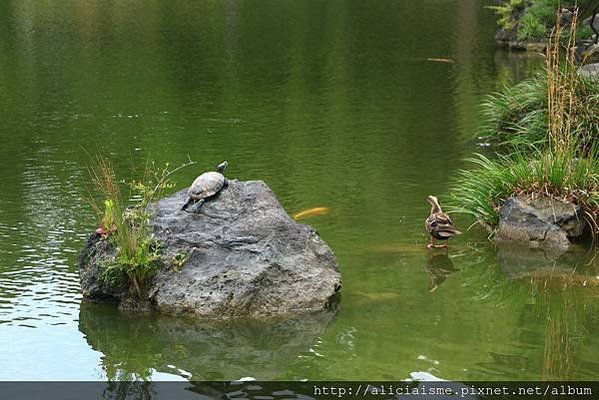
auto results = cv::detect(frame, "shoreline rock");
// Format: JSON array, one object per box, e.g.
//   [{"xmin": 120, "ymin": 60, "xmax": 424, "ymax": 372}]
[
  {"xmin": 78, "ymin": 180, "xmax": 342, "ymax": 319},
  {"xmin": 495, "ymin": 28, "xmax": 546, "ymax": 52},
  {"xmin": 495, "ymin": 195, "xmax": 587, "ymax": 250}
]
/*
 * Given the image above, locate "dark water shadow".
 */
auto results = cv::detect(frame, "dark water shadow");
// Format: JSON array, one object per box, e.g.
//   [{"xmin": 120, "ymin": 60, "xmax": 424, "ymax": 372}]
[{"xmin": 79, "ymin": 301, "xmax": 338, "ymax": 381}]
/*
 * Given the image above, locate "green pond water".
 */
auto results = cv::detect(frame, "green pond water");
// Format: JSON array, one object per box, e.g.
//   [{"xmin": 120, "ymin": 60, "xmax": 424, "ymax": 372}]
[{"xmin": 1, "ymin": 0, "xmax": 599, "ymax": 382}]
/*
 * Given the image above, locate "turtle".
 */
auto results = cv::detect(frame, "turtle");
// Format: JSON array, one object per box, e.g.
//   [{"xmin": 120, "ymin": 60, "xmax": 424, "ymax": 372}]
[{"xmin": 182, "ymin": 161, "xmax": 228, "ymax": 213}]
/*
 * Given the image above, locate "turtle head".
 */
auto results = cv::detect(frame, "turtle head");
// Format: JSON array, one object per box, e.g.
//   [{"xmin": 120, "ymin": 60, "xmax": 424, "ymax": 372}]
[
  {"xmin": 427, "ymin": 195, "xmax": 441, "ymax": 213},
  {"xmin": 217, "ymin": 161, "xmax": 228, "ymax": 174}
]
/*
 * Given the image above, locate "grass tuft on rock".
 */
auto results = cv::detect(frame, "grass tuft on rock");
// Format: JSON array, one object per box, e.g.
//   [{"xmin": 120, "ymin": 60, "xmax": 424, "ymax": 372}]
[
  {"xmin": 88, "ymin": 155, "xmax": 196, "ymax": 298},
  {"xmin": 451, "ymin": 149, "xmax": 599, "ymax": 228}
]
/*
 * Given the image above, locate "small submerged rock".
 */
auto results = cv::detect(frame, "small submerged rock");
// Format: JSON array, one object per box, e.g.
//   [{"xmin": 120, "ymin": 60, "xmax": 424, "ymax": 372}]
[
  {"xmin": 495, "ymin": 195, "xmax": 587, "ymax": 250},
  {"xmin": 78, "ymin": 180, "xmax": 342, "ymax": 319}
]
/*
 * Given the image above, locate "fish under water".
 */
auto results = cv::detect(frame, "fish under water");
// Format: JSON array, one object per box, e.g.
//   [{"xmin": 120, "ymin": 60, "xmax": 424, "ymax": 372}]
[
  {"xmin": 292, "ymin": 207, "xmax": 330, "ymax": 220},
  {"xmin": 426, "ymin": 57, "xmax": 456, "ymax": 64},
  {"xmin": 353, "ymin": 291, "xmax": 401, "ymax": 301}
]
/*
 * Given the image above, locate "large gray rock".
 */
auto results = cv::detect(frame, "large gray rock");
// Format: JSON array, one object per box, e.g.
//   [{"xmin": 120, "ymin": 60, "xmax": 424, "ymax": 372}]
[
  {"xmin": 78, "ymin": 180, "xmax": 342, "ymax": 319},
  {"xmin": 495, "ymin": 196, "xmax": 586, "ymax": 250}
]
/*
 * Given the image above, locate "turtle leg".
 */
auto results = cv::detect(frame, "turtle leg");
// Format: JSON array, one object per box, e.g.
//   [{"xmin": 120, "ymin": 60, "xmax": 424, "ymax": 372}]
[
  {"xmin": 182, "ymin": 197, "xmax": 195, "ymax": 212},
  {"xmin": 190, "ymin": 199, "xmax": 206, "ymax": 213}
]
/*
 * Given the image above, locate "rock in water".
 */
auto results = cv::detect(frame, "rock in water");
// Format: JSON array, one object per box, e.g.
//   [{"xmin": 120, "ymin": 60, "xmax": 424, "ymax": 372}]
[
  {"xmin": 78, "ymin": 180, "xmax": 342, "ymax": 318},
  {"xmin": 495, "ymin": 196, "xmax": 586, "ymax": 250}
]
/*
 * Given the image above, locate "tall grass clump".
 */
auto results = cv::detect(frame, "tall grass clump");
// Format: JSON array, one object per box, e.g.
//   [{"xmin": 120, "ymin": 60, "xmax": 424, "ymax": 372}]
[
  {"xmin": 480, "ymin": 20, "xmax": 599, "ymax": 153},
  {"xmin": 88, "ymin": 155, "xmax": 196, "ymax": 297},
  {"xmin": 480, "ymin": 75, "xmax": 549, "ymax": 148},
  {"xmin": 452, "ymin": 8, "xmax": 599, "ymax": 233}
]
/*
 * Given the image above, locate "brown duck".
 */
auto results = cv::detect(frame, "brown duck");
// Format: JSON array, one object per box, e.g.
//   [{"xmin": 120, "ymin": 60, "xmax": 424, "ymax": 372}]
[{"xmin": 425, "ymin": 195, "xmax": 461, "ymax": 248}]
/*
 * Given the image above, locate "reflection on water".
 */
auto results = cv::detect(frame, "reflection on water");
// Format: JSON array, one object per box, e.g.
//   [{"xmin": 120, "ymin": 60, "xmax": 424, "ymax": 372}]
[
  {"xmin": 490, "ymin": 244, "xmax": 599, "ymax": 380},
  {"xmin": 79, "ymin": 302, "xmax": 337, "ymax": 381},
  {"xmin": 464, "ymin": 245, "xmax": 599, "ymax": 380},
  {"xmin": 426, "ymin": 253, "xmax": 459, "ymax": 292},
  {"xmin": 0, "ymin": 0, "xmax": 597, "ymax": 381},
  {"xmin": 496, "ymin": 241, "xmax": 597, "ymax": 279}
]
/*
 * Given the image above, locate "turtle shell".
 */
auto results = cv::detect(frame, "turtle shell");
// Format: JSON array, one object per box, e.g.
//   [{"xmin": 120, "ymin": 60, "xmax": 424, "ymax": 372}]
[{"xmin": 188, "ymin": 171, "xmax": 226, "ymax": 200}]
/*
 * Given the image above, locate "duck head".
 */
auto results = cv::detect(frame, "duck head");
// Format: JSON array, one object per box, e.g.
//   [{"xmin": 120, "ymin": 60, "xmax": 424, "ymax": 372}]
[{"xmin": 427, "ymin": 195, "xmax": 442, "ymax": 213}]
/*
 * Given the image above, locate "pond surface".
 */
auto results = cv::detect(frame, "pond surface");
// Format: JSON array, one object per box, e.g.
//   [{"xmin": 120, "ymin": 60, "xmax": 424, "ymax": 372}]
[{"xmin": 1, "ymin": 0, "xmax": 599, "ymax": 381}]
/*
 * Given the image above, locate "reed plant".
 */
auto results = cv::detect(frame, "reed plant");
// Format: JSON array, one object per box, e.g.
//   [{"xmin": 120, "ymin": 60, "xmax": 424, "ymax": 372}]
[{"xmin": 88, "ymin": 155, "xmax": 196, "ymax": 297}]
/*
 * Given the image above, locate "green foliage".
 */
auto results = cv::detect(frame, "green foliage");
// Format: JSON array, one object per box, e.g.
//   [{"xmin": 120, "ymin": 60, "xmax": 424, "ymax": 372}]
[
  {"xmin": 102, "ymin": 239, "xmax": 164, "ymax": 294},
  {"xmin": 518, "ymin": 10, "xmax": 549, "ymax": 40},
  {"xmin": 480, "ymin": 74, "xmax": 548, "ymax": 148},
  {"xmin": 480, "ymin": 71, "xmax": 599, "ymax": 152},
  {"xmin": 576, "ymin": 24, "xmax": 593, "ymax": 42},
  {"xmin": 101, "ymin": 199, "xmax": 118, "ymax": 236},
  {"xmin": 489, "ymin": 0, "xmax": 528, "ymax": 30},
  {"xmin": 88, "ymin": 155, "xmax": 196, "ymax": 298},
  {"xmin": 171, "ymin": 251, "xmax": 189, "ymax": 272},
  {"xmin": 492, "ymin": 0, "xmax": 597, "ymax": 42},
  {"xmin": 516, "ymin": 0, "xmax": 576, "ymax": 41}
]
